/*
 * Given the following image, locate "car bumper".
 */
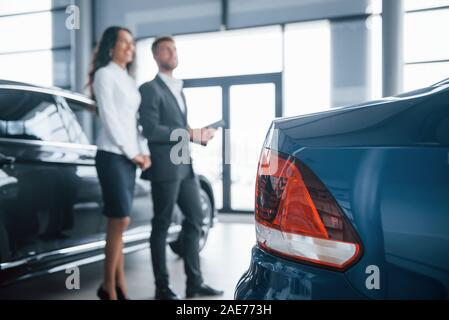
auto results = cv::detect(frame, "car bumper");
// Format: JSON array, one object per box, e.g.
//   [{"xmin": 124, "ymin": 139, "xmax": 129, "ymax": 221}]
[{"xmin": 235, "ymin": 246, "xmax": 367, "ymax": 300}]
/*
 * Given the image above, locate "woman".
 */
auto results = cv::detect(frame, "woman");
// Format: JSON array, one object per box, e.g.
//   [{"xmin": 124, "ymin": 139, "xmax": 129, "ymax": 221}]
[{"xmin": 88, "ymin": 26, "xmax": 151, "ymax": 300}]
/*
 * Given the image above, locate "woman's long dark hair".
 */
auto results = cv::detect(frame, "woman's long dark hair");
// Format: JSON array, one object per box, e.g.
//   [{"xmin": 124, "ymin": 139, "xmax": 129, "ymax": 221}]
[{"xmin": 87, "ymin": 26, "xmax": 135, "ymax": 98}]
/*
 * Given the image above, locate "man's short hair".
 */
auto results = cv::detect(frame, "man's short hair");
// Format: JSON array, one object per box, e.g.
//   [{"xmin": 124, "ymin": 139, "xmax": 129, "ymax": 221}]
[{"xmin": 152, "ymin": 36, "xmax": 175, "ymax": 54}]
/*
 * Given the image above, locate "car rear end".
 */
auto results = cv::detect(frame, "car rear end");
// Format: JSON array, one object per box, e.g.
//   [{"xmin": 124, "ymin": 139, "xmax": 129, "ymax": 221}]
[{"xmin": 235, "ymin": 83, "xmax": 449, "ymax": 300}]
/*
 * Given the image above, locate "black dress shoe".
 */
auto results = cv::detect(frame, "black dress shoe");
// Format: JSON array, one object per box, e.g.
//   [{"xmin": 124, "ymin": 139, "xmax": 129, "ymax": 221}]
[
  {"xmin": 155, "ymin": 287, "xmax": 180, "ymax": 300},
  {"xmin": 116, "ymin": 287, "xmax": 129, "ymax": 300},
  {"xmin": 186, "ymin": 283, "xmax": 224, "ymax": 298},
  {"xmin": 97, "ymin": 286, "xmax": 110, "ymax": 300}
]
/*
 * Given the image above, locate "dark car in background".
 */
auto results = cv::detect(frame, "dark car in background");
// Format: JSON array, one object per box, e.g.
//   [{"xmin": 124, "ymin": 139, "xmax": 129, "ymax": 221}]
[
  {"xmin": 235, "ymin": 79, "xmax": 449, "ymax": 299},
  {"xmin": 0, "ymin": 80, "xmax": 217, "ymax": 287}
]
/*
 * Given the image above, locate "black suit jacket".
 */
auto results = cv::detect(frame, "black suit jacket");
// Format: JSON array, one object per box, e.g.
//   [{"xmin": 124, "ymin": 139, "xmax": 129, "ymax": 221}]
[{"xmin": 138, "ymin": 75, "xmax": 193, "ymax": 182}]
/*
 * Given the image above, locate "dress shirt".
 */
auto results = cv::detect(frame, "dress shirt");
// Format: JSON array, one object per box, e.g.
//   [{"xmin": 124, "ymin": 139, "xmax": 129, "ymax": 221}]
[{"xmin": 158, "ymin": 72, "xmax": 186, "ymax": 115}]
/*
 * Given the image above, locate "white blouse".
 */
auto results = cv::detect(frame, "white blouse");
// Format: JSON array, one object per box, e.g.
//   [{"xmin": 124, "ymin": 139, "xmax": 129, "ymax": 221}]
[{"xmin": 93, "ymin": 61, "xmax": 150, "ymax": 160}]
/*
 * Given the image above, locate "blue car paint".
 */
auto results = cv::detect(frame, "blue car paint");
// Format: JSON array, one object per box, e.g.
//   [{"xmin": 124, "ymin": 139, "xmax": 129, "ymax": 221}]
[
  {"xmin": 235, "ymin": 82, "xmax": 449, "ymax": 299},
  {"xmin": 235, "ymin": 246, "xmax": 367, "ymax": 300}
]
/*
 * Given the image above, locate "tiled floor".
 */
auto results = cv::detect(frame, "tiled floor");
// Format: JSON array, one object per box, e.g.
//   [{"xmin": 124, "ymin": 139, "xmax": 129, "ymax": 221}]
[{"xmin": 0, "ymin": 214, "xmax": 255, "ymax": 300}]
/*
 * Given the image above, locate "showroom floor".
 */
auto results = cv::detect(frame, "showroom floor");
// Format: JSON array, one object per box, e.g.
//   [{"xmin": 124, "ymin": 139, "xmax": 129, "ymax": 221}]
[{"xmin": 0, "ymin": 214, "xmax": 255, "ymax": 300}]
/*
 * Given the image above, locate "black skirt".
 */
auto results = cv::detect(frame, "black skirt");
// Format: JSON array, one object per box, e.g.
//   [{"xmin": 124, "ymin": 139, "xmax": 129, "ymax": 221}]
[{"xmin": 95, "ymin": 150, "xmax": 136, "ymax": 218}]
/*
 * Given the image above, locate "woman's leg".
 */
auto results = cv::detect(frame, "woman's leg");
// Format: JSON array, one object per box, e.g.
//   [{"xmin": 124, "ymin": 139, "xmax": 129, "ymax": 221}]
[
  {"xmin": 103, "ymin": 217, "xmax": 130, "ymax": 300},
  {"xmin": 116, "ymin": 219, "xmax": 130, "ymax": 298},
  {"xmin": 116, "ymin": 248, "xmax": 128, "ymax": 298}
]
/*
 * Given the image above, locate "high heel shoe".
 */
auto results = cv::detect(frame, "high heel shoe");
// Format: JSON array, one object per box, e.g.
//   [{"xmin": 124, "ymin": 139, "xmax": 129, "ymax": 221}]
[
  {"xmin": 97, "ymin": 285, "xmax": 110, "ymax": 300},
  {"xmin": 116, "ymin": 287, "xmax": 130, "ymax": 300}
]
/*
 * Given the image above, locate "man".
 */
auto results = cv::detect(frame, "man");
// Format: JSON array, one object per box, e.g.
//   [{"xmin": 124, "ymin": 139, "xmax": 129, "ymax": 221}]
[{"xmin": 138, "ymin": 36, "xmax": 223, "ymax": 300}]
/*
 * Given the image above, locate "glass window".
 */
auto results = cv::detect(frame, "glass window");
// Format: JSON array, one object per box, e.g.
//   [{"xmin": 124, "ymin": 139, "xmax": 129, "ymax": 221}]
[
  {"xmin": 405, "ymin": 0, "xmax": 449, "ymax": 11},
  {"xmin": 0, "ymin": 0, "xmax": 52, "ymax": 16},
  {"xmin": 57, "ymin": 99, "xmax": 90, "ymax": 145},
  {"xmin": 0, "ymin": 89, "xmax": 70, "ymax": 142},
  {"xmin": 0, "ymin": 11, "xmax": 53, "ymax": 54},
  {"xmin": 136, "ymin": 26, "xmax": 283, "ymax": 83},
  {"xmin": 0, "ymin": 50, "xmax": 53, "ymax": 86},
  {"xmin": 0, "ymin": 0, "xmax": 71, "ymax": 16},
  {"xmin": 366, "ymin": 0, "xmax": 382, "ymax": 14},
  {"xmin": 404, "ymin": 9, "xmax": 449, "ymax": 63},
  {"xmin": 284, "ymin": 20, "xmax": 331, "ymax": 117},
  {"xmin": 135, "ymin": 37, "xmax": 157, "ymax": 86},
  {"xmin": 175, "ymin": 26, "xmax": 282, "ymax": 79},
  {"xmin": 0, "ymin": 7, "xmax": 71, "ymax": 89},
  {"xmin": 66, "ymin": 100, "xmax": 95, "ymax": 144},
  {"xmin": 404, "ymin": 62, "xmax": 449, "ymax": 91},
  {"xmin": 367, "ymin": 15, "xmax": 383, "ymax": 100}
]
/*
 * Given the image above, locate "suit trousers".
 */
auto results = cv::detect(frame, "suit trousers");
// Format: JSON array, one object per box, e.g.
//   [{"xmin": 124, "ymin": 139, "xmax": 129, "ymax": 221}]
[{"xmin": 149, "ymin": 173, "xmax": 204, "ymax": 289}]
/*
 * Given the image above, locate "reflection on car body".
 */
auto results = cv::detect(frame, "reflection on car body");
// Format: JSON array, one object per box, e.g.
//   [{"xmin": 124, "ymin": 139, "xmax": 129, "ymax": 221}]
[{"xmin": 0, "ymin": 80, "xmax": 217, "ymax": 286}]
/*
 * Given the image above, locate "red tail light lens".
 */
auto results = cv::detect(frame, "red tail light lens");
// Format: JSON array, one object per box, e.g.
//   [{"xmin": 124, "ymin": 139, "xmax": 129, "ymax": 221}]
[{"xmin": 255, "ymin": 148, "xmax": 362, "ymax": 270}]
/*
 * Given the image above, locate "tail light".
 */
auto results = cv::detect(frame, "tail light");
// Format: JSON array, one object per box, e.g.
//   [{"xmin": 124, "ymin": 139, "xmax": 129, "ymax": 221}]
[{"xmin": 255, "ymin": 148, "xmax": 362, "ymax": 270}]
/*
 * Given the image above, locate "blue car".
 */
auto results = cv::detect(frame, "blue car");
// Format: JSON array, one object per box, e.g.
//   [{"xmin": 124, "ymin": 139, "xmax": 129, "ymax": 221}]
[{"xmin": 235, "ymin": 79, "xmax": 449, "ymax": 300}]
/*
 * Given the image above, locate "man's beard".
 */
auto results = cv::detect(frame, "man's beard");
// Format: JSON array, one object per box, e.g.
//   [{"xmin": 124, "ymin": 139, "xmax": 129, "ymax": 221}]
[{"xmin": 160, "ymin": 62, "xmax": 177, "ymax": 71}]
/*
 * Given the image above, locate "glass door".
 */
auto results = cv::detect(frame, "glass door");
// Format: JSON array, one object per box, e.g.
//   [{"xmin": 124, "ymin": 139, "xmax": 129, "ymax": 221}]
[
  {"xmin": 184, "ymin": 73, "xmax": 282, "ymax": 213},
  {"xmin": 184, "ymin": 86, "xmax": 223, "ymax": 209},
  {"xmin": 229, "ymin": 83, "xmax": 276, "ymax": 211}
]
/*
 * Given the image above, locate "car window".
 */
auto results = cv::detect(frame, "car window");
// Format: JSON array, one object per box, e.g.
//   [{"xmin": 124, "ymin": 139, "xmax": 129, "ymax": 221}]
[
  {"xmin": 0, "ymin": 89, "xmax": 70, "ymax": 142},
  {"xmin": 55, "ymin": 96, "xmax": 91, "ymax": 145}
]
